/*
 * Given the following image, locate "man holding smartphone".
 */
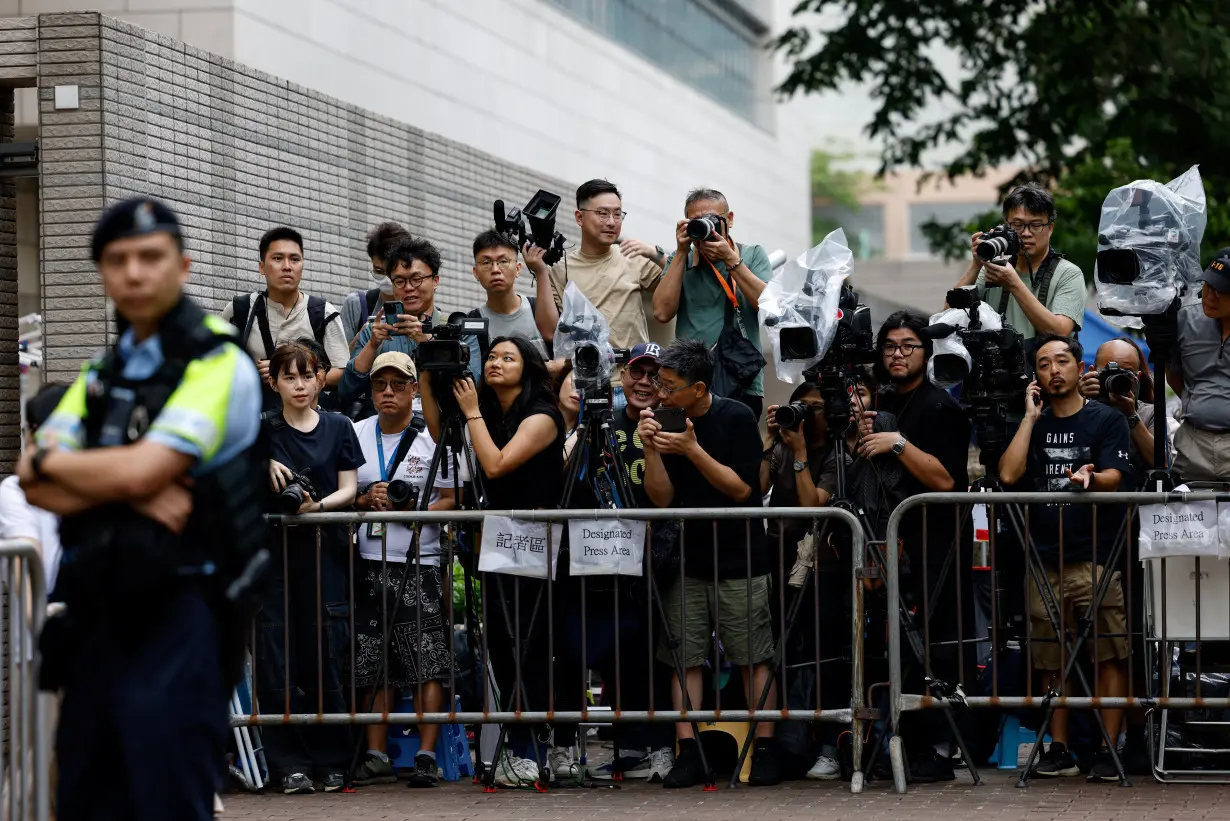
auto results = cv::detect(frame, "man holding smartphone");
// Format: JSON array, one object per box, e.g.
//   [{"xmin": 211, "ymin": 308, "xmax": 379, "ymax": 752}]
[{"xmin": 339, "ymin": 235, "xmax": 481, "ymax": 417}]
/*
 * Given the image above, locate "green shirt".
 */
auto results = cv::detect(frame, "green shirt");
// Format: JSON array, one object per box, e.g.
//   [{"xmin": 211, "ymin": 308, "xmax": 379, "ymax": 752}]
[
  {"xmin": 669, "ymin": 243, "xmax": 772, "ymax": 397},
  {"xmin": 974, "ymin": 255, "xmax": 1085, "ymax": 339}
]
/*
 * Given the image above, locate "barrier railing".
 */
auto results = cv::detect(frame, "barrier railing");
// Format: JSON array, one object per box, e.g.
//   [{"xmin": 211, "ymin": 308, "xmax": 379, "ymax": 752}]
[
  {"xmin": 0, "ymin": 540, "xmax": 50, "ymax": 821},
  {"xmin": 884, "ymin": 491, "xmax": 1230, "ymax": 794},
  {"xmin": 235, "ymin": 507, "xmax": 869, "ymax": 791}
]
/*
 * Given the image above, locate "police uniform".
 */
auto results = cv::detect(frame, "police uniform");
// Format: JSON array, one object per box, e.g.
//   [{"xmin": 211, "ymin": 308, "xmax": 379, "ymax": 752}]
[{"xmin": 35, "ymin": 200, "xmax": 263, "ymax": 821}]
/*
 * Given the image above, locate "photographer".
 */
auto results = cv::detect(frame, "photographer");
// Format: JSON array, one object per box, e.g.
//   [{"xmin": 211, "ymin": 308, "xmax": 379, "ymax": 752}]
[
  {"xmin": 951, "ymin": 183, "xmax": 1085, "ymax": 344},
  {"xmin": 1168, "ymin": 252, "xmax": 1230, "ymax": 483},
  {"xmin": 999, "ymin": 334, "xmax": 1131, "ymax": 781},
  {"xmin": 859, "ymin": 310, "xmax": 971, "ymax": 782},
  {"xmin": 762, "ymin": 383, "xmax": 839, "ymax": 546},
  {"xmin": 426, "ymin": 336, "xmax": 566, "ymax": 786},
  {"xmin": 349, "ymin": 352, "xmax": 456, "ymax": 788},
  {"xmin": 470, "ymin": 229, "xmax": 559, "ymax": 360},
  {"xmin": 637, "ymin": 339, "xmax": 780, "ymax": 788},
  {"xmin": 340, "ymin": 236, "xmax": 482, "ymax": 417},
  {"xmin": 258, "ymin": 342, "xmax": 364, "ymax": 795},
  {"xmin": 654, "ymin": 188, "xmax": 772, "ymax": 419},
  {"xmin": 342, "ymin": 222, "xmax": 409, "ymax": 349}
]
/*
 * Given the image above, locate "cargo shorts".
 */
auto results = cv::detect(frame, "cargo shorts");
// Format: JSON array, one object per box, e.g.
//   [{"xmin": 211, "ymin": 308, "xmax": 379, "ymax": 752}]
[
  {"xmin": 1028, "ymin": 562, "xmax": 1130, "ymax": 671},
  {"xmin": 657, "ymin": 574, "xmax": 775, "ymax": 669}
]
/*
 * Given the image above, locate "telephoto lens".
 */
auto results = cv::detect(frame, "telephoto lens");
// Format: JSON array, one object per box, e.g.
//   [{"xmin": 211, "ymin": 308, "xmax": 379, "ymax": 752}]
[
  {"xmin": 686, "ymin": 214, "xmax": 723, "ymax": 242},
  {"xmin": 774, "ymin": 401, "xmax": 811, "ymax": 431}
]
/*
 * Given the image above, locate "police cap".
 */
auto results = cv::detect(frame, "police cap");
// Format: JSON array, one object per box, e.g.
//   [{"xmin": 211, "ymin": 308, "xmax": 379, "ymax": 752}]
[{"xmin": 91, "ymin": 197, "xmax": 184, "ymax": 263}]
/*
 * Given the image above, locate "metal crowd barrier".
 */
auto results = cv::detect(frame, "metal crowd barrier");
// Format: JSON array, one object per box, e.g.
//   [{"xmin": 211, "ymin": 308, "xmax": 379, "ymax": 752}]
[
  {"xmin": 884, "ymin": 491, "xmax": 1230, "ymax": 794},
  {"xmin": 236, "ymin": 507, "xmax": 869, "ymax": 791},
  {"xmin": 0, "ymin": 540, "xmax": 50, "ymax": 821}
]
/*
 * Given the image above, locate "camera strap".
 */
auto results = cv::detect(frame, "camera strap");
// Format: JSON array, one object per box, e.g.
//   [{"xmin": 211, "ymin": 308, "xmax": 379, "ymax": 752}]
[
  {"xmin": 701, "ymin": 249, "xmax": 741, "ymax": 310},
  {"xmin": 375, "ymin": 416, "xmax": 425, "ymax": 481},
  {"xmin": 997, "ymin": 250, "xmax": 1064, "ymax": 315}
]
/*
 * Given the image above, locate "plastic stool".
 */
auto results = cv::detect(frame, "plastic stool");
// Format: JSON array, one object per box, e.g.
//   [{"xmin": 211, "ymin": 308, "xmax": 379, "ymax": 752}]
[
  {"xmin": 386, "ymin": 695, "xmax": 474, "ymax": 781},
  {"xmin": 988, "ymin": 715, "xmax": 1050, "ymax": 770}
]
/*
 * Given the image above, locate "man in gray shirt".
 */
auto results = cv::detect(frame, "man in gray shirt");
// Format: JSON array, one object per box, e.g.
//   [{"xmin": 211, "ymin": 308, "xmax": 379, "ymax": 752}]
[
  {"xmin": 1169, "ymin": 249, "xmax": 1230, "ymax": 483},
  {"xmin": 469, "ymin": 228, "xmax": 559, "ymax": 362}
]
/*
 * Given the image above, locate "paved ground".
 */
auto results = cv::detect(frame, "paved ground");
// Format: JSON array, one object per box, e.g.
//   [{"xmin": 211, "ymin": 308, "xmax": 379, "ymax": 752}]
[{"xmin": 219, "ymin": 772, "xmax": 1230, "ymax": 821}]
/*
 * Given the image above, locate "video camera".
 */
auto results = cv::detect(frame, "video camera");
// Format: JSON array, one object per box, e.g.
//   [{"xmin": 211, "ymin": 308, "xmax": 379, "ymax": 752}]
[
  {"xmin": 495, "ymin": 190, "xmax": 567, "ymax": 266},
  {"xmin": 417, "ymin": 312, "xmax": 488, "ymax": 378},
  {"xmin": 930, "ymin": 288, "xmax": 1029, "ymax": 407}
]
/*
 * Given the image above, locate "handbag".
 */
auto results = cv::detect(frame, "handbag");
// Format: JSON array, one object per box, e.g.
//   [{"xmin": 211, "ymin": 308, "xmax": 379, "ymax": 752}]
[{"xmin": 703, "ymin": 251, "xmax": 765, "ymax": 401}]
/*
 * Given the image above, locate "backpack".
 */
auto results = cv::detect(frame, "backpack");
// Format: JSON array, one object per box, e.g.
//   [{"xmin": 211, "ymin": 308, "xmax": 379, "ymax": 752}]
[
  {"xmin": 357, "ymin": 286, "xmax": 382, "ymax": 330},
  {"xmin": 229, "ymin": 291, "xmax": 340, "ymax": 362}
]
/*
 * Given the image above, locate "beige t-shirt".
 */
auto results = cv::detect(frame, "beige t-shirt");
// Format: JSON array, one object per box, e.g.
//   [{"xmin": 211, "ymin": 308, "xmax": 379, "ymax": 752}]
[
  {"xmin": 547, "ymin": 247, "xmax": 662, "ymax": 351},
  {"xmin": 220, "ymin": 291, "xmax": 350, "ymax": 369}
]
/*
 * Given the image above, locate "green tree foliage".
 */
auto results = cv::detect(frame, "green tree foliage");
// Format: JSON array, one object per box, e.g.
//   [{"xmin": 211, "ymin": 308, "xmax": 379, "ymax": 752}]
[
  {"xmin": 810, "ymin": 147, "xmax": 882, "ymax": 249},
  {"xmin": 779, "ymin": 0, "xmax": 1230, "ymax": 265}
]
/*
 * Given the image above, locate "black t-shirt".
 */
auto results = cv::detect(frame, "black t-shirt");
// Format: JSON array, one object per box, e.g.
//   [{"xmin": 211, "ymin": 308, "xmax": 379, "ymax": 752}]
[
  {"xmin": 878, "ymin": 380, "xmax": 972, "ymax": 581},
  {"xmin": 482, "ymin": 398, "xmax": 565, "ymax": 510},
  {"xmin": 766, "ymin": 440, "xmax": 842, "ymax": 549},
  {"xmin": 660, "ymin": 395, "xmax": 766, "ymax": 580},
  {"xmin": 1025, "ymin": 400, "xmax": 1131, "ymax": 564},
  {"xmin": 268, "ymin": 410, "xmax": 365, "ymax": 501},
  {"xmin": 613, "ymin": 409, "xmax": 651, "ymax": 509}
]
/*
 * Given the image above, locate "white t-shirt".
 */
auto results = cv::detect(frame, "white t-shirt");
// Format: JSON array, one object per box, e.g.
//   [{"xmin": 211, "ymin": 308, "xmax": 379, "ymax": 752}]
[
  {"xmin": 351, "ymin": 416, "xmax": 452, "ymax": 565},
  {"xmin": 0, "ymin": 475, "xmax": 61, "ymax": 592}
]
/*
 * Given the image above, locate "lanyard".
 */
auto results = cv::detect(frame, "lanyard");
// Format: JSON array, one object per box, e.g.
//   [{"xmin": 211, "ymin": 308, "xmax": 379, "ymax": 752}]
[{"xmin": 375, "ymin": 426, "xmax": 409, "ymax": 482}]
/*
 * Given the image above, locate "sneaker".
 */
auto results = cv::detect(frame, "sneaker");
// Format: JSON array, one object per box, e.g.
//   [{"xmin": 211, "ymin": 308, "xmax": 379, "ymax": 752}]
[
  {"xmin": 1087, "ymin": 748, "xmax": 1122, "ymax": 783},
  {"xmin": 806, "ymin": 754, "xmax": 842, "ymax": 781},
  {"xmin": 593, "ymin": 754, "xmax": 650, "ymax": 780},
  {"xmin": 908, "ymin": 747, "xmax": 955, "ymax": 783},
  {"xmin": 1029, "ymin": 743, "xmax": 1080, "ymax": 778},
  {"xmin": 405, "ymin": 753, "xmax": 440, "ymax": 788},
  {"xmin": 319, "ymin": 771, "xmax": 345, "ymax": 793},
  {"xmin": 492, "ymin": 752, "xmax": 540, "ymax": 788},
  {"xmin": 749, "ymin": 739, "xmax": 782, "ymax": 786},
  {"xmin": 281, "ymin": 773, "xmax": 314, "ymax": 795},
  {"xmin": 663, "ymin": 741, "xmax": 707, "ymax": 789},
  {"xmin": 639, "ymin": 747, "xmax": 674, "ymax": 783},
  {"xmin": 352, "ymin": 753, "xmax": 397, "ymax": 786},
  {"xmin": 548, "ymin": 747, "xmax": 577, "ymax": 780}
]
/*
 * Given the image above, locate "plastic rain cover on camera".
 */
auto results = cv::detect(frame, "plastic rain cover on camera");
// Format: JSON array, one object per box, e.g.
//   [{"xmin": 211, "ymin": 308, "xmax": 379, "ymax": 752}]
[
  {"xmin": 554, "ymin": 281, "xmax": 615, "ymax": 385},
  {"xmin": 758, "ymin": 227, "xmax": 854, "ymax": 384},
  {"xmin": 926, "ymin": 300, "xmax": 1004, "ymax": 389},
  {"xmin": 1094, "ymin": 165, "xmax": 1207, "ymax": 322}
]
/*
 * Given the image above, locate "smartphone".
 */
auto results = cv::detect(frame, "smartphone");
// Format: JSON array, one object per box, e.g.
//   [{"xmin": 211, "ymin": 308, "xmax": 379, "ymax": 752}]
[
  {"xmin": 652, "ymin": 406, "xmax": 687, "ymax": 434},
  {"xmin": 383, "ymin": 301, "xmax": 404, "ymax": 331}
]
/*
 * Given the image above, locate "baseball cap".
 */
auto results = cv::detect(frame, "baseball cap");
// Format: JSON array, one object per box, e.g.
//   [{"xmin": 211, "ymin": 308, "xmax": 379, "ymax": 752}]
[
  {"xmin": 1201, "ymin": 248, "xmax": 1230, "ymax": 293},
  {"xmin": 370, "ymin": 351, "xmax": 417, "ymax": 381},
  {"xmin": 627, "ymin": 342, "xmax": 662, "ymax": 366},
  {"xmin": 91, "ymin": 197, "xmax": 183, "ymax": 262}
]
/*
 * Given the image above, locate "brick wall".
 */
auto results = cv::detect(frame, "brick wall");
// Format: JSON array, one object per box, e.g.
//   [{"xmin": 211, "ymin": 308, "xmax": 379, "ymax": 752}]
[{"xmin": 34, "ymin": 12, "xmax": 578, "ymax": 384}]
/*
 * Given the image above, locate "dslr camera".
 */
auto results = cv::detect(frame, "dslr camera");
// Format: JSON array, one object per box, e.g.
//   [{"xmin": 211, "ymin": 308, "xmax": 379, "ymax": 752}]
[
  {"xmin": 1098, "ymin": 361, "xmax": 1137, "ymax": 401},
  {"xmin": 417, "ymin": 313, "xmax": 488, "ymax": 378},
  {"xmin": 278, "ymin": 469, "xmax": 316, "ymax": 515},
  {"xmin": 687, "ymin": 213, "xmax": 728, "ymax": 242},
  {"xmin": 774, "ymin": 401, "xmax": 814, "ymax": 431},
  {"xmin": 976, "ymin": 224, "xmax": 1020, "ymax": 266},
  {"xmin": 386, "ymin": 479, "xmax": 420, "ymax": 511},
  {"xmin": 495, "ymin": 190, "xmax": 567, "ymax": 266}
]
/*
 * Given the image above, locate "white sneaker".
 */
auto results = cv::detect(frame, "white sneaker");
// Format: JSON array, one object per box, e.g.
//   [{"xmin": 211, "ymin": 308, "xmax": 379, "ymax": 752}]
[
  {"xmin": 493, "ymin": 753, "xmax": 540, "ymax": 788},
  {"xmin": 806, "ymin": 753, "xmax": 841, "ymax": 781},
  {"xmin": 548, "ymin": 746, "xmax": 577, "ymax": 780},
  {"xmin": 643, "ymin": 747, "xmax": 675, "ymax": 782}
]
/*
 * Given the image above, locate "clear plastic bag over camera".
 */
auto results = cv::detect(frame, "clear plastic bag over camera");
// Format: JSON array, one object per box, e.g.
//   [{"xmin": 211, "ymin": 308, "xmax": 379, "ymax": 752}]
[
  {"xmin": 554, "ymin": 281, "xmax": 614, "ymax": 383},
  {"xmin": 927, "ymin": 298, "xmax": 1004, "ymax": 389},
  {"xmin": 758, "ymin": 227, "xmax": 853, "ymax": 384},
  {"xmin": 1094, "ymin": 165, "xmax": 1207, "ymax": 322}
]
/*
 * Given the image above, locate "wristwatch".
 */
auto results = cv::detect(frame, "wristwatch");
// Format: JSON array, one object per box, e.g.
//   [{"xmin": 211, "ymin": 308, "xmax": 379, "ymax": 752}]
[
  {"xmin": 1128, "ymin": 414, "xmax": 1141, "ymax": 429},
  {"xmin": 891, "ymin": 435, "xmax": 908, "ymax": 456},
  {"xmin": 792, "ymin": 459, "xmax": 809, "ymax": 473}
]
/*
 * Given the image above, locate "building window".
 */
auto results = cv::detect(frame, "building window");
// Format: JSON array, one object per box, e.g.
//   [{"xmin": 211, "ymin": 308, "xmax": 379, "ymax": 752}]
[
  {"xmin": 546, "ymin": 0, "xmax": 762, "ymax": 122},
  {"xmin": 814, "ymin": 203, "xmax": 885, "ymax": 260},
  {"xmin": 909, "ymin": 202, "xmax": 996, "ymax": 256}
]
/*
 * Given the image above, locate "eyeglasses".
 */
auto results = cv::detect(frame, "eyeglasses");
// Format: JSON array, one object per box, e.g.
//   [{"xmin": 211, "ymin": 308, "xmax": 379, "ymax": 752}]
[
  {"xmin": 391, "ymin": 274, "xmax": 434, "ymax": 289},
  {"xmin": 883, "ymin": 342, "xmax": 923, "ymax": 356},
  {"xmin": 476, "ymin": 258, "xmax": 517, "ymax": 272},
  {"xmin": 580, "ymin": 208, "xmax": 626, "ymax": 222},
  {"xmin": 655, "ymin": 380, "xmax": 694, "ymax": 396},
  {"xmin": 1007, "ymin": 220, "xmax": 1052, "ymax": 234},
  {"xmin": 628, "ymin": 365, "xmax": 659, "ymax": 382},
  {"xmin": 371, "ymin": 378, "xmax": 412, "ymax": 393}
]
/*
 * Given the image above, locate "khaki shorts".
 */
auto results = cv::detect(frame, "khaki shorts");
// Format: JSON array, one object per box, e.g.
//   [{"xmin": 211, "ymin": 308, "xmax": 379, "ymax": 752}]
[
  {"xmin": 657, "ymin": 575, "xmax": 774, "ymax": 669},
  {"xmin": 1174, "ymin": 423, "xmax": 1230, "ymax": 485},
  {"xmin": 1028, "ymin": 562, "xmax": 1130, "ymax": 671}
]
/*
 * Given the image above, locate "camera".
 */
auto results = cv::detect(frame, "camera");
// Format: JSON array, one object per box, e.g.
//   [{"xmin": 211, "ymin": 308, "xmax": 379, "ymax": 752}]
[
  {"xmin": 417, "ymin": 313, "xmax": 488, "ymax": 377},
  {"xmin": 931, "ymin": 289, "xmax": 1029, "ymax": 406},
  {"xmin": 976, "ymin": 224, "xmax": 1020, "ymax": 266},
  {"xmin": 686, "ymin": 214, "xmax": 728, "ymax": 242},
  {"xmin": 385, "ymin": 479, "xmax": 420, "ymax": 511},
  {"xmin": 278, "ymin": 470, "xmax": 316, "ymax": 515},
  {"xmin": 774, "ymin": 401, "xmax": 813, "ymax": 431},
  {"xmin": 1098, "ymin": 361, "xmax": 1137, "ymax": 400},
  {"xmin": 494, "ymin": 190, "xmax": 567, "ymax": 266},
  {"xmin": 805, "ymin": 284, "xmax": 875, "ymax": 431}
]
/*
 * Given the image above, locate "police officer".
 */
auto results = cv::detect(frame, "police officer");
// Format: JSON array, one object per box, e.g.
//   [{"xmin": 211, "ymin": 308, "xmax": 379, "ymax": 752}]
[{"xmin": 17, "ymin": 198, "xmax": 263, "ymax": 820}]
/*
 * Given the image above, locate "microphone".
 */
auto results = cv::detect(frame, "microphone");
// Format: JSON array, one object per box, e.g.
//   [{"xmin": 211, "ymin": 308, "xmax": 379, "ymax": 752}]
[{"xmin": 494, "ymin": 199, "xmax": 506, "ymax": 227}]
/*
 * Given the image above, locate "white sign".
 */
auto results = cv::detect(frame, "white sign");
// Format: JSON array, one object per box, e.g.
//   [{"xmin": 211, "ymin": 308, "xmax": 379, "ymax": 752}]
[
  {"xmin": 477, "ymin": 516, "xmax": 561, "ymax": 579},
  {"xmin": 568, "ymin": 519, "xmax": 646, "ymax": 577},
  {"xmin": 1139, "ymin": 500, "xmax": 1220, "ymax": 559}
]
